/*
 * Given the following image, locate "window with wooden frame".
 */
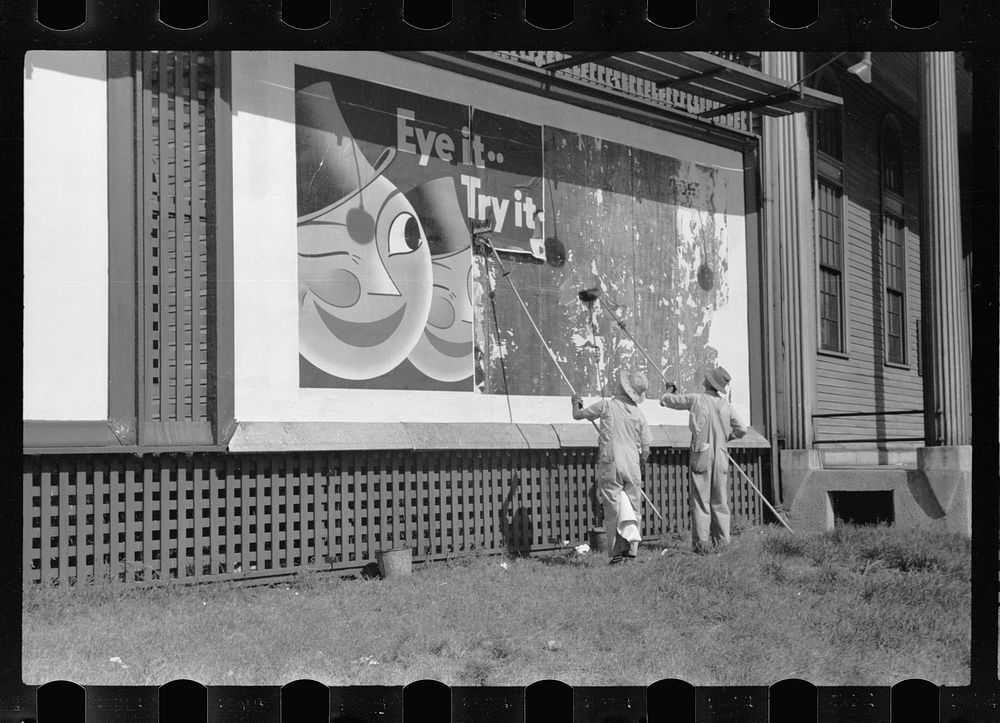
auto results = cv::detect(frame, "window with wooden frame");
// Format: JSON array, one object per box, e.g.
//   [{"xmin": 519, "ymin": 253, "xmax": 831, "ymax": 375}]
[
  {"xmin": 881, "ymin": 115, "xmax": 907, "ymax": 366},
  {"xmin": 811, "ymin": 71, "xmax": 846, "ymax": 354}
]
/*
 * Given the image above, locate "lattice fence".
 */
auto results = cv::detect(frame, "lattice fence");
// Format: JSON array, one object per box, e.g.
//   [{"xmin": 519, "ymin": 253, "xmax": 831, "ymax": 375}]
[{"xmin": 23, "ymin": 448, "xmax": 766, "ymax": 586}]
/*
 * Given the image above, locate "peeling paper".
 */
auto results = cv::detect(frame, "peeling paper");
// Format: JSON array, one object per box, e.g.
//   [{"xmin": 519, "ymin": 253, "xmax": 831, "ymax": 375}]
[{"xmin": 472, "ymin": 132, "xmax": 746, "ymax": 415}]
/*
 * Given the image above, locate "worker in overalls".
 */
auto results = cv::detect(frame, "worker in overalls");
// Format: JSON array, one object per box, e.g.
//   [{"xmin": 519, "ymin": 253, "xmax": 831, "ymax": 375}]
[
  {"xmin": 572, "ymin": 368, "xmax": 653, "ymax": 564},
  {"xmin": 659, "ymin": 366, "xmax": 747, "ymax": 555}
]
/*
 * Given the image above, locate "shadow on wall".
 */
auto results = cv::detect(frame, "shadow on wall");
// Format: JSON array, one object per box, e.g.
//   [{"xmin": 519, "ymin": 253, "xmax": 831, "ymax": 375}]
[
  {"xmin": 501, "ymin": 507, "xmax": 535, "ymax": 556},
  {"xmin": 498, "ymin": 473, "xmax": 536, "ymax": 555},
  {"xmin": 25, "ymin": 50, "xmax": 110, "ymax": 81},
  {"xmin": 905, "ymin": 469, "xmax": 948, "ymax": 519}
]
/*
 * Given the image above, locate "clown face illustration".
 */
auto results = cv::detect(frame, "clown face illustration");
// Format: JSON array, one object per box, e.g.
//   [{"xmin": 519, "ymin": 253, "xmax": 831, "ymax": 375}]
[
  {"xmin": 407, "ymin": 249, "xmax": 475, "ymax": 382},
  {"xmin": 296, "ymin": 79, "xmax": 434, "ymax": 379},
  {"xmin": 298, "ymin": 174, "xmax": 433, "ymax": 380},
  {"xmin": 403, "ymin": 176, "xmax": 475, "ymax": 383}
]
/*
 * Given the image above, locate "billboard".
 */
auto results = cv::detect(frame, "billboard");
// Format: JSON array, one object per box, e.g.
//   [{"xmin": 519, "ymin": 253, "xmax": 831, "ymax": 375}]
[
  {"xmin": 230, "ymin": 51, "xmax": 749, "ymax": 426},
  {"xmin": 293, "ymin": 64, "xmax": 745, "ymax": 403},
  {"xmin": 295, "ymin": 66, "xmax": 544, "ymax": 391}
]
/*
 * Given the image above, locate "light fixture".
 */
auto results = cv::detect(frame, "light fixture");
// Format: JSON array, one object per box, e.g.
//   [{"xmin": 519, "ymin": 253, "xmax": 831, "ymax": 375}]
[
  {"xmin": 847, "ymin": 52, "xmax": 873, "ymax": 84},
  {"xmin": 786, "ymin": 50, "xmax": 872, "ymax": 95}
]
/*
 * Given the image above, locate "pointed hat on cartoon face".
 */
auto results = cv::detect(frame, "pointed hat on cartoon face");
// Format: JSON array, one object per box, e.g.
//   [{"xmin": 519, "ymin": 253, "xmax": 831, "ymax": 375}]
[
  {"xmin": 406, "ymin": 176, "xmax": 471, "ymax": 257},
  {"xmin": 295, "ymin": 80, "xmax": 396, "ymax": 221}
]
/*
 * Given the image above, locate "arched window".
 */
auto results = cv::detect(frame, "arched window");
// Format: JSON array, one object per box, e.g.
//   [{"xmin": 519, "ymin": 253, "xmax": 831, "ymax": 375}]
[
  {"xmin": 882, "ymin": 123, "xmax": 904, "ymax": 195},
  {"xmin": 881, "ymin": 115, "xmax": 907, "ymax": 365},
  {"xmin": 812, "ymin": 70, "xmax": 846, "ymax": 354},
  {"xmin": 814, "ymin": 83, "xmax": 843, "ymax": 163}
]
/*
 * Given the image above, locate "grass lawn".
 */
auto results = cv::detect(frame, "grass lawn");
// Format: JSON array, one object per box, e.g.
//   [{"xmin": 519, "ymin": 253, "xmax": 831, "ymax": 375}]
[{"xmin": 22, "ymin": 524, "xmax": 970, "ymax": 687}]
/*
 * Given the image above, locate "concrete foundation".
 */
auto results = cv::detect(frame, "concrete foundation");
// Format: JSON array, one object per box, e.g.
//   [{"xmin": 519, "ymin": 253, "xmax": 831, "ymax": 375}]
[
  {"xmin": 780, "ymin": 445, "xmax": 971, "ymax": 536},
  {"xmin": 819, "ymin": 446, "xmax": 919, "ymax": 468}
]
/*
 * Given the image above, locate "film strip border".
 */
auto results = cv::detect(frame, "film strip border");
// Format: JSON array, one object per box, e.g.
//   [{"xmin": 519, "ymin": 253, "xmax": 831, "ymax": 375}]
[
  {"xmin": 5, "ymin": 2, "xmax": 1000, "ymax": 722},
  {"xmin": 26, "ymin": 0, "xmax": 962, "ymax": 33},
  {"xmin": 3, "ymin": 0, "xmax": 996, "ymax": 47},
  {"xmin": 20, "ymin": 677, "xmax": 977, "ymax": 720}
]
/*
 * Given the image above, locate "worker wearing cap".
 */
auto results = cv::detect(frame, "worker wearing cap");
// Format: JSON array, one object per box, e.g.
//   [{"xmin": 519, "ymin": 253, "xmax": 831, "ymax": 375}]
[
  {"xmin": 571, "ymin": 368, "xmax": 653, "ymax": 564},
  {"xmin": 659, "ymin": 366, "xmax": 747, "ymax": 555}
]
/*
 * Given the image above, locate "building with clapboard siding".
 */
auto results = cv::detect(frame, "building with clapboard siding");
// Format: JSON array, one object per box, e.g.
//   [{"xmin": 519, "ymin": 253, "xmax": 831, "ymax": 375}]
[
  {"xmin": 804, "ymin": 53, "xmax": 968, "ymax": 455},
  {"xmin": 22, "ymin": 50, "xmax": 975, "ymax": 586},
  {"xmin": 768, "ymin": 52, "xmax": 973, "ymax": 533}
]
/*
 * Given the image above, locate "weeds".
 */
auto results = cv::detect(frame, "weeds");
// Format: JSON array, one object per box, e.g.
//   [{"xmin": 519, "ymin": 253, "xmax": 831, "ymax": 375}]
[
  {"xmin": 860, "ymin": 575, "xmax": 891, "ymax": 603},
  {"xmin": 762, "ymin": 534, "xmax": 806, "ymax": 559},
  {"xmin": 287, "ymin": 566, "xmax": 344, "ymax": 591},
  {"xmin": 459, "ymin": 659, "xmax": 493, "ymax": 685},
  {"xmin": 488, "ymin": 639, "xmax": 515, "ymax": 661},
  {"xmin": 761, "ymin": 559, "xmax": 788, "ymax": 584},
  {"xmin": 23, "ymin": 524, "xmax": 970, "ymax": 687},
  {"xmin": 816, "ymin": 560, "xmax": 839, "ymax": 586},
  {"xmin": 429, "ymin": 640, "xmax": 453, "ymax": 657},
  {"xmin": 385, "ymin": 631, "xmax": 416, "ymax": 664}
]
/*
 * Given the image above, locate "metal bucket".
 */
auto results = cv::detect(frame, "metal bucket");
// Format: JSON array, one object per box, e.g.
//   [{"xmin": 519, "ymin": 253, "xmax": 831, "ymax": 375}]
[
  {"xmin": 587, "ymin": 529, "xmax": 607, "ymax": 553},
  {"xmin": 376, "ymin": 547, "xmax": 412, "ymax": 579}
]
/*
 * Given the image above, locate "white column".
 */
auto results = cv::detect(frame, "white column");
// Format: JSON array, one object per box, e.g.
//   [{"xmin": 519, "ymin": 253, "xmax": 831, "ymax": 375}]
[
  {"xmin": 919, "ymin": 52, "xmax": 971, "ymax": 446},
  {"xmin": 761, "ymin": 52, "xmax": 817, "ymax": 450}
]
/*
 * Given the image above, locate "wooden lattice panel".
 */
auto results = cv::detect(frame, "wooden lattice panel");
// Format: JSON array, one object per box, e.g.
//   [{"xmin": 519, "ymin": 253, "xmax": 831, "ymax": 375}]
[
  {"xmin": 137, "ymin": 51, "xmax": 214, "ymax": 443},
  {"xmin": 23, "ymin": 448, "xmax": 766, "ymax": 586}
]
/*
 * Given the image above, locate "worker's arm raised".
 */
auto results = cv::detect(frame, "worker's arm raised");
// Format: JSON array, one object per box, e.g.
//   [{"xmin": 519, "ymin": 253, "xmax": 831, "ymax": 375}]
[
  {"xmin": 659, "ymin": 386, "xmax": 694, "ymax": 410},
  {"xmin": 572, "ymin": 396, "xmax": 604, "ymax": 421}
]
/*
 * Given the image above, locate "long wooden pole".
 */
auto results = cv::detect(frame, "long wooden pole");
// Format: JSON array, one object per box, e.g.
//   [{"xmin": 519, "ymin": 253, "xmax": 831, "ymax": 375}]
[
  {"xmin": 726, "ymin": 450, "xmax": 794, "ymax": 533},
  {"xmin": 598, "ymin": 298, "xmax": 794, "ymax": 533},
  {"xmin": 485, "ymin": 243, "xmax": 665, "ymax": 522}
]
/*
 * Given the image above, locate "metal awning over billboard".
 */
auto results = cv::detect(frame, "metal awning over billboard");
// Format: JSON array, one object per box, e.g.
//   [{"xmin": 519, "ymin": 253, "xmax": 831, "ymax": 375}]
[{"xmin": 536, "ymin": 51, "xmax": 843, "ymax": 119}]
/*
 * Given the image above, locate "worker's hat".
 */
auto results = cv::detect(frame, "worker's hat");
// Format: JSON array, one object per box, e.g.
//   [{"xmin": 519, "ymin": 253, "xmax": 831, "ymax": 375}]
[
  {"xmin": 619, "ymin": 369, "xmax": 648, "ymax": 405},
  {"xmin": 704, "ymin": 366, "xmax": 731, "ymax": 393}
]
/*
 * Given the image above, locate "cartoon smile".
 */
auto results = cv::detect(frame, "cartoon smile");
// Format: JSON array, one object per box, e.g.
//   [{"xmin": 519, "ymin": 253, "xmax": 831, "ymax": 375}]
[
  {"xmin": 313, "ymin": 298, "xmax": 407, "ymax": 348},
  {"xmin": 295, "ymin": 79, "xmax": 436, "ymax": 382},
  {"xmin": 405, "ymin": 239, "xmax": 475, "ymax": 383},
  {"xmin": 423, "ymin": 324, "xmax": 474, "ymax": 359}
]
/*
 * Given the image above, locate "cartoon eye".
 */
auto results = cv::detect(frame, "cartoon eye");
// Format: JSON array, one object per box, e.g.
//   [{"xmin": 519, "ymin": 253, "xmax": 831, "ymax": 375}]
[{"xmin": 388, "ymin": 213, "xmax": 423, "ymax": 256}]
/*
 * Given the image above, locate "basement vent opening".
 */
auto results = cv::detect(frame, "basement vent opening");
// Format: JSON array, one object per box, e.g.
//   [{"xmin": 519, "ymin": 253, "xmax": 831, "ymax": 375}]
[{"xmin": 829, "ymin": 491, "xmax": 895, "ymax": 527}]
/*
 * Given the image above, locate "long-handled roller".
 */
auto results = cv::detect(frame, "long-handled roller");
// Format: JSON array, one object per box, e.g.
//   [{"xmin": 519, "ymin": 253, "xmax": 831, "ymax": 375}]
[
  {"xmin": 580, "ymin": 286, "xmax": 795, "ymax": 534},
  {"xmin": 726, "ymin": 451, "xmax": 794, "ymax": 534},
  {"xmin": 478, "ymin": 237, "xmax": 665, "ymax": 522}
]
